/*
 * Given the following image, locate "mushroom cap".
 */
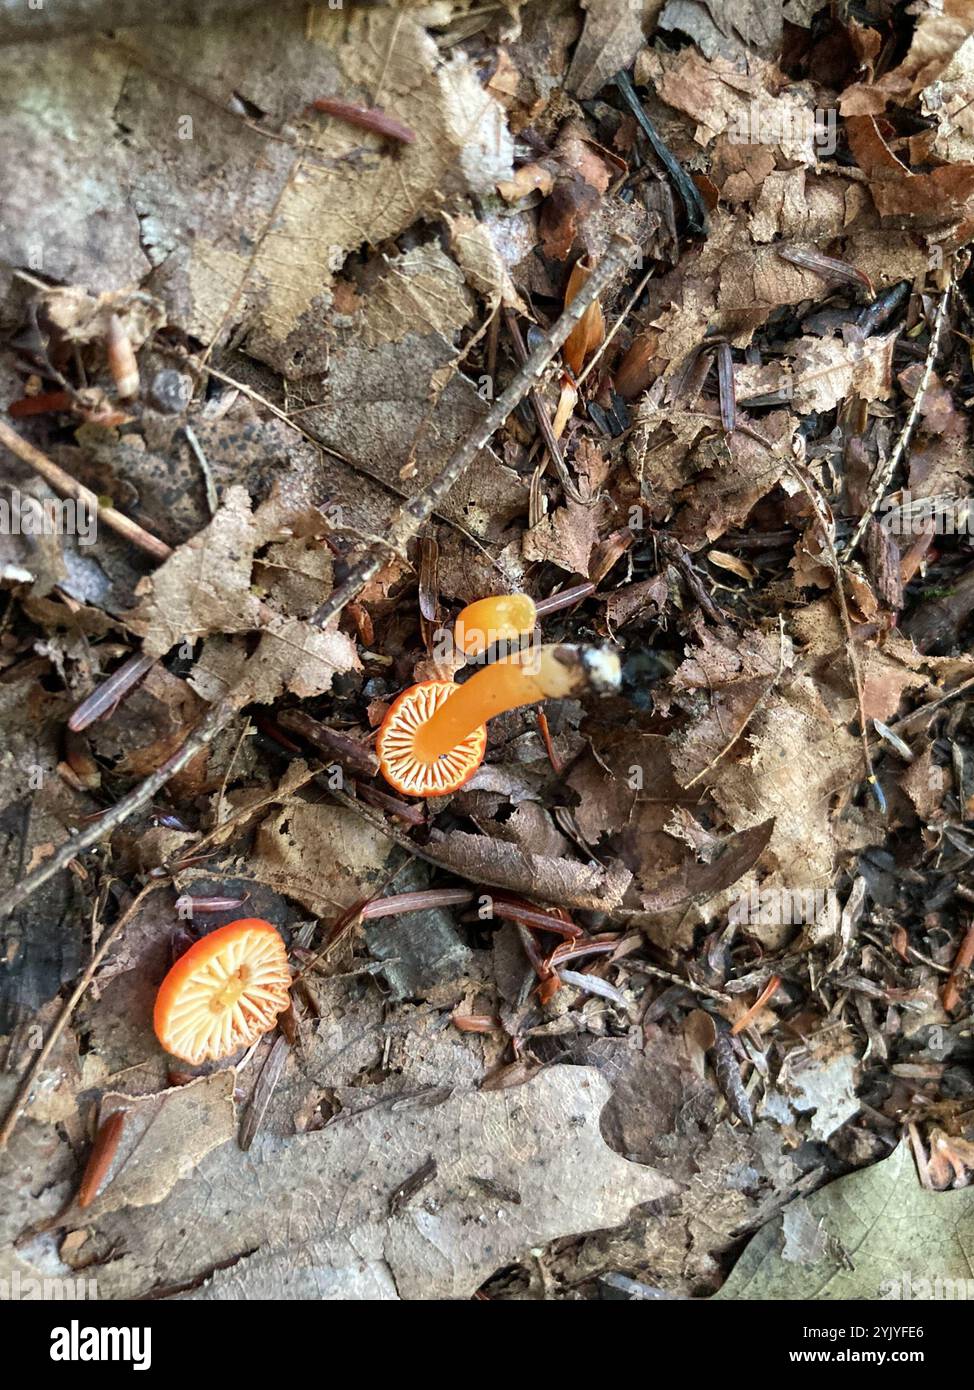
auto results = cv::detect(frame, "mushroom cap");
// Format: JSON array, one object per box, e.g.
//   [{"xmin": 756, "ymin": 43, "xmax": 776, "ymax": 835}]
[
  {"xmin": 377, "ymin": 680, "xmax": 487, "ymax": 797},
  {"xmin": 454, "ymin": 593, "xmax": 537, "ymax": 658},
  {"xmin": 153, "ymin": 918, "xmax": 291, "ymax": 1065}
]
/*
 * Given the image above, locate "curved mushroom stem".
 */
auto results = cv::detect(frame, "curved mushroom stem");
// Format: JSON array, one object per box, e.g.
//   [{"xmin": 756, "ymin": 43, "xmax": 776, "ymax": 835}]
[{"xmin": 414, "ymin": 643, "xmax": 620, "ymax": 762}]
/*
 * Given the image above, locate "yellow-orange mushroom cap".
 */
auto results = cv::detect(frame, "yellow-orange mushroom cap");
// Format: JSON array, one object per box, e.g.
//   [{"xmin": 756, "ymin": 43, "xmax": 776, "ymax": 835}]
[
  {"xmin": 454, "ymin": 593, "xmax": 537, "ymax": 658},
  {"xmin": 153, "ymin": 918, "xmax": 291, "ymax": 1065},
  {"xmin": 377, "ymin": 644, "xmax": 621, "ymax": 798}
]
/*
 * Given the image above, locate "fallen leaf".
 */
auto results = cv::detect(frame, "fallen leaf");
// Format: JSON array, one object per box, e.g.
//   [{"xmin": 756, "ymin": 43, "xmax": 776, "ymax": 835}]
[
  {"xmin": 566, "ymin": 0, "xmax": 654, "ymax": 101},
  {"xmin": 80, "ymin": 1073, "xmax": 237, "ymax": 1216},
  {"xmin": 71, "ymin": 1067, "xmax": 674, "ymax": 1300},
  {"xmin": 715, "ymin": 1142, "xmax": 974, "ymax": 1299}
]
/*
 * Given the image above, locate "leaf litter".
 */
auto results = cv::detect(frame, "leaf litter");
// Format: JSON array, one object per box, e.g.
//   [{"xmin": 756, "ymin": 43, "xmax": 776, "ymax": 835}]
[{"xmin": 1, "ymin": 0, "xmax": 974, "ymax": 1304}]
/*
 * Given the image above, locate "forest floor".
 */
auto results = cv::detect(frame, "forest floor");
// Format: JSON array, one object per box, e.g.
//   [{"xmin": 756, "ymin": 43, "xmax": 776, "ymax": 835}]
[{"xmin": 1, "ymin": 0, "xmax": 973, "ymax": 1301}]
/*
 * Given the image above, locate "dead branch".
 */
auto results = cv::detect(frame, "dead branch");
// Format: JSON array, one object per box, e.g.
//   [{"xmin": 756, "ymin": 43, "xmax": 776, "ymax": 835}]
[
  {"xmin": 0, "ymin": 692, "xmax": 241, "ymax": 922},
  {"xmin": 0, "ymin": 418, "xmax": 172, "ymax": 562},
  {"xmin": 842, "ymin": 283, "xmax": 951, "ymax": 561}
]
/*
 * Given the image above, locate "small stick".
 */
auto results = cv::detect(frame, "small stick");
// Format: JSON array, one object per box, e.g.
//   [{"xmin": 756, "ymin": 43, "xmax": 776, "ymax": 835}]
[
  {"xmin": 0, "ymin": 694, "xmax": 240, "ymax": 922},
  {"xmin": 182, "ymin": 424, "xmax": 218, "ymax": 516},
  {"xmin": 576, "ymin": 265, "xmax": 654, "ymax": 388},
  {"xmin": 502, "ymin": 307, "xmax": 588, "ymax": 506},
  {"xmin": 842, "ymin": 284, "xmax": 950, "ymax": 561},
  {"xmin": 68, "ymin": 653, "xmax": 156, "ymax": 732},
  {"xmin": 627, "ymin": 960, "xmax": 734, "ymax": 1006},
  {"xmin": 0, "ymin": 882, "xmax": 162, "ymax": 1150},
  {"xmin": 942, "ymin": 920, "xmax": 974, "ymax": 1013},
  {"xmin": 0, "ymin": 419, "xmax": 172, "ymax": 563},
  {"xmin": 784, "ymin": 457, "xmax": 883, "ymax": 807},
  {"xmin": 715, "ymin": 412, "xmax": 882, "ymax": 807},
  {"xmin": 310, "ymin": 236, "xmax": 633, "ymax": 629}
]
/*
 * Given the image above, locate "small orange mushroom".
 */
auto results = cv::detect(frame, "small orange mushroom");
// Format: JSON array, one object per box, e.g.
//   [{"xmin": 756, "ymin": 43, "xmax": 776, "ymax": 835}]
[
  {"xmin": 153, "ymin": 918, "xmax": 291, "ymax": 1065},
  {"xmin": 454, "ymin": 592, "xmax": 537, "ymax": 658},
  {"xmin": 376, "ymin": 680, "xmax": 488, "ymax": 796},
  {"xmin": 377, "ymin": 642, "xmax": 620, "ymax": 798}
]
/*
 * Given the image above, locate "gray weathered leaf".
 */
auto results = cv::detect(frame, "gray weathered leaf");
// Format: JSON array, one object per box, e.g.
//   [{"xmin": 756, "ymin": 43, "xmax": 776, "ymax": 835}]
[{"xmin": 716, "ymin": 1143, "xmax": 974, "ymax": 1299}]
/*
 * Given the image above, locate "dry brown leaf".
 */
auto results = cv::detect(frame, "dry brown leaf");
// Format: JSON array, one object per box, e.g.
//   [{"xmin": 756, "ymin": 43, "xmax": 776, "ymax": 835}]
[
  {"xmin": 523, "ymin": 497, "xmax": 607, "ymax": 576},
  {"xmin": 126, "ymin": 486, "xmax": 360, "ymax": 704},
  {"xmin": 249, "ymin": 800, "xmax": 397, "ymax": 919},
  {"xmin": 734, "ymin": 330, "xmax": 898, "ymax": 414},
  {"xmin": 125, "ymin": 486, "xmax": 268, "ymax": 657},
  {"xmin": 846, "ymin": 114, "xmax": 974, "ymax": 225},
  {"xmin": 636, "ymin": 818, "xmax": 775, "ymax": 916},
  {"xmin": 427, "ymin": 829, "xmax": 633, "ymax": 911},
  {"xmin": 566, "ymin": 0, "xmax": 655, "ymax": 101},
  {"xmin": 81, "ymin": 1073, "xmax": 236, "ymax": 1216},
  {"xmin": 354, "ymin": 245, "xmax": 475, "ymax": 349},
  {"xmin": 640, "ymin": 47, "xmax": 823, "ymax": 163},
  {"xmin": 446, "ymin": 213, "xmax": 527, "ymax": 312}
]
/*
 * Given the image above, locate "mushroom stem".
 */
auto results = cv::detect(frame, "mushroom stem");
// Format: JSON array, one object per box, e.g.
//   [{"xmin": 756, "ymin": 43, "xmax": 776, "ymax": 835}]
[{"xmin": 414, "ymin": 643, "xmax": 620, "ymax": 762}]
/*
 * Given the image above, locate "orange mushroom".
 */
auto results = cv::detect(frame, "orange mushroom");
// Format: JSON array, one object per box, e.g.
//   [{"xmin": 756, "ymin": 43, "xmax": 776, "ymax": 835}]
[
  {"xmin": 153, "ymin": 918, "xmax": 291, "ymax": 1065},
  {"xmin": 453, "ymin": 592, "xmax": 537, "ymax": 658},
  {"xmin": 377, "ymin": 642, "xmax": 620, "ymax": 797}
]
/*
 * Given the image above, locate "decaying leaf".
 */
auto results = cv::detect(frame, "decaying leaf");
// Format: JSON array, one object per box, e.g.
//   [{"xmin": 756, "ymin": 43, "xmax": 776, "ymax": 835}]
[
  {"xmin": 716, "ymin": 1143, "xmax": 974, "ymax": 1299},
  {"xmin": 78, "ymin": 1073, "xmax": 236, "ymax": 1216},
  {"xmin": 57, "ymin": 1067, "xmax": 674, "ymax": 1300}
]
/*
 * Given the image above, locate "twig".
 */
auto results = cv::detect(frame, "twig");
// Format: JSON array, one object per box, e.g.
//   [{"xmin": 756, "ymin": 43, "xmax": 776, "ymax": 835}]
[
  {"xmin": 0, "ymin": 693, "xmax": 241, "ymax": 921},
  {"xmin": 943, "ymin": 920, "xmax": 974, "ymax": 1014},
  {"xmin": 502, "ymin": 307, "xmax": 589, "ymax": 505},
  {"xmin": 0, "ymin": 419, "xmax": 172, "ymax": 562},
  {"xmin": 158, "ymin": 347, "xmax": 510, "ymax": 576},
  {"xmin": 628, "ymin": 960, "xmax": 733, "ymax": 1006},
  {"xmin": 785, "ymin": 457, "xmax": 882, "ymax": 807},
  {"xmin": 309, "ymin": 236, "xmax": 633, "ymax": 628},
  {"xmin": 724, "ymin": 416, "xmax": 882, "ymax": 807},
  {"xmin": 842, "ymin": 284, "xmax": 951, "ymax": 561},
  {"xmin": 0, "ymin": 882, "xmax": 163, "ymax": 1150},
  {"xmin": 183, "ymin": 424, "xmax": 218, "ymax": 516},
  {"xmin": 886, "ymin": 674, "xmax": 974, "ymax": 733}
]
